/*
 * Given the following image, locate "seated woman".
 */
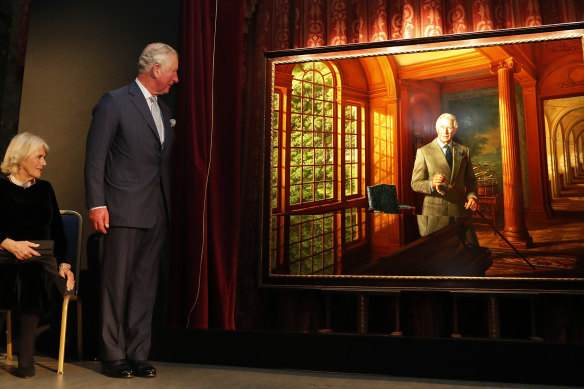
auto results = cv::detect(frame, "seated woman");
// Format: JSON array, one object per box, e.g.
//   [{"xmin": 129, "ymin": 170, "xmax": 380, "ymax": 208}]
[{"xmin": 0, "ymin": 132, "xmax": 74, "ymax": 378}]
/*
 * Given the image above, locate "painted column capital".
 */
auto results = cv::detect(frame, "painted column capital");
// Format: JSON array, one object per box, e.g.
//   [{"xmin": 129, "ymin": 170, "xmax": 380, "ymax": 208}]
[{"xmin": 490, "ymin": 57, "xmax": 521, "ymax": 74}]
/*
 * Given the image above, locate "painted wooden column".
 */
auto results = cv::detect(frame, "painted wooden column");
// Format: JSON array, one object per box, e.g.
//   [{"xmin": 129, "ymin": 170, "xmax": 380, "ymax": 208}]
[
  {"xmin": 398, "ymin": 81, "xmax": 413, "ymax": 205},
  {"xmin": 490, "ymin": 58, "xmax": 533, "ymax": 249},
  {"xmin": 521, "ymin": 80, "xmax": 548, "ymax": 216}
]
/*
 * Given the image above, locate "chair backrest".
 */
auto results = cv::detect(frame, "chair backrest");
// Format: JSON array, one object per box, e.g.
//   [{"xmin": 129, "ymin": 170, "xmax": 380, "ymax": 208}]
[
  {"xmin": 366, "ymin": 184, "xmax": 399, "ymax": 213},
  {"xmin": 60, "ymin": 210, "xmax": 82, "ymax": 295}
]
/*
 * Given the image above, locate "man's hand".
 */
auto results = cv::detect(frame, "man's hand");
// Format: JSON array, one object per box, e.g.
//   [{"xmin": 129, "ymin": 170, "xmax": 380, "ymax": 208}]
[
  {"xmin": 0, "ymin": 238, "xmax": 40, "ymax": 260},
  {"xmin": 465, "ymin": 196, "xmax": 478, "ymax": 212},
  {"xmin": 89, "ymin": 207, "xmax": 110, "ymax": 234}
]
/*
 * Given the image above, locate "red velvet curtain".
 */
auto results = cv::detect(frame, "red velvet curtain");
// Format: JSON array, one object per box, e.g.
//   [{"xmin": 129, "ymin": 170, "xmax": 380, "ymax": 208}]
[
  {"xmin": 170, "ymin": 0, "xmax": 244, "ymax": 329},
  {"xmin": 245, "ymin": 0, "xmax": 583, "ymax": 52}
]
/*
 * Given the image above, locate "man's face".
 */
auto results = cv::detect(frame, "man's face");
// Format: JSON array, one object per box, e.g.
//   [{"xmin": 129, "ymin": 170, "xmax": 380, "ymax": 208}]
[
  {"xmin": 152, "ymin": 54, "xmax": 179, "ymax": 96},
  {"xmin": 436, "ymin": 117, "xmax": 457, "ymax": 144}
]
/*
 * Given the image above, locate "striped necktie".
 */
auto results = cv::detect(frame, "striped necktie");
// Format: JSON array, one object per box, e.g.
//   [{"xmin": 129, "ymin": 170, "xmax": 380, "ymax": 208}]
[{"xmin": 149, "ymin": 96, "xmax": 164, "ymax": 145}]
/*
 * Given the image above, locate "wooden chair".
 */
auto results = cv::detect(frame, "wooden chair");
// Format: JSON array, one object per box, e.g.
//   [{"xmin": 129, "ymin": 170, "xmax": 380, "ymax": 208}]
[
  {"xmin": 1, "ymin": 310, "xmax": 12, "ymax": 359},
  {"xmin": 2, "ymin": 210, "xmax": 83, "ymax": 374},
  {"xmin": 57, "ymin": 210, "xmax": 83, "ymax": 374}
]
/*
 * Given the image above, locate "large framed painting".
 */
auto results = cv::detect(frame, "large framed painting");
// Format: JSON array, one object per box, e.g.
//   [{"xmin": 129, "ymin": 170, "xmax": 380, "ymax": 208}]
[{"xmin": 260, "ymin": 22, "xmax": 584, "ymax": 293}]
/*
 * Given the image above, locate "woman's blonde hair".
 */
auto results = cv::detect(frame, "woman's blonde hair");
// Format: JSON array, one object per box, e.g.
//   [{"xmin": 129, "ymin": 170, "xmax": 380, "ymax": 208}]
[{"xmin": 1, "ymin": 132, "xmax": 50, "ymax": 174}]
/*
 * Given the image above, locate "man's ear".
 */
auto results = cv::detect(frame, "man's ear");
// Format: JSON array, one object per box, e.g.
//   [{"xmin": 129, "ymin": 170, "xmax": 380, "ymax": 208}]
[{"xmin": 150, "ymin": 63, "xmax": 161, "ymax": 79}]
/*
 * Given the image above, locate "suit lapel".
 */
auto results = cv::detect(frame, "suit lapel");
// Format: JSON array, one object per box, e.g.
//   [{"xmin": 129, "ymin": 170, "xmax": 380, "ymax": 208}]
[
  {"xmin": 159, "ymin": 100, "xmax": 173, "ymax": 151},
  {"xmin": 128, "ymin": 82, "xmax": 163, "ymax": 144},
  {"xmin": 451, "ymin": 142, "xmax": 461, "ymax": 180}
]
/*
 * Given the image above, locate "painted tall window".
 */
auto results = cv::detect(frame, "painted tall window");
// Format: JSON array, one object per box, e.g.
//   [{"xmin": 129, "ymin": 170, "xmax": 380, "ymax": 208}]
[
  {"xmin": 271, "ymin": 208, "xmax": 364, "ymax": 276},
  {"xmin": 289, "ymin": 62, "xmax": 336, "ymax": 207},
  {"xmin": 272, "ymin": 90, "xmax": 283, "ymax": 210},
  {"xmin": 288, "ymin": 213, "xmax": 336, "ymax": 275},
  {"xmin": 344, "ymin": 207, "xmax": 363, "ymax": 244},
  {"xmin": 270, "ymin": 62, "xmax": 367, "ymax": 276},
  {"xmin": 344, "ymin": 104, "xmax": 360, "ymax": 197}
]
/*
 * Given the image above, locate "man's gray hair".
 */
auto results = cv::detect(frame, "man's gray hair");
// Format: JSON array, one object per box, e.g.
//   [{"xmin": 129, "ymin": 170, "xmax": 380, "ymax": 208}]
[
  {"xmin": 137, "ymin": 43, "xmax": 178, "ymax": 74},
  {"xmin": 436, "ymin": 113, "xmax": 458, "ymax": 130}
]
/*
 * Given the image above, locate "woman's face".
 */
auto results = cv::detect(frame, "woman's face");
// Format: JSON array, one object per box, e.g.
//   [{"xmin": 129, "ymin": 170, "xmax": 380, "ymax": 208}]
[{"xmin": 18, "ymin": 147, "xmax": 47, "ymax": 181}]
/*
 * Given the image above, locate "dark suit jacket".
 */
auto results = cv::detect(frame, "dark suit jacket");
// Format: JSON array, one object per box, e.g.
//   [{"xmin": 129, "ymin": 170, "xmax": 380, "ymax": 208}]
[
  {"xmin": 411, "ymin": 138, "xmax": 477, "ymax": 217},
  {"xmin": 84, "ymin": 81, "xmax": 174, "ymax": 228}
]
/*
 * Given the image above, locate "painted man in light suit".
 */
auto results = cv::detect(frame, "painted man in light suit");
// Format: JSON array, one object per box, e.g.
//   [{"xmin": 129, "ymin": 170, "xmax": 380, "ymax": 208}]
[
  {"xmin": 84, "ymin": 43, "xmax": 178, "ymax": 379},
  {"xmin": 411, "ymin": 113, "xmax": 479, "ymax": 246}
]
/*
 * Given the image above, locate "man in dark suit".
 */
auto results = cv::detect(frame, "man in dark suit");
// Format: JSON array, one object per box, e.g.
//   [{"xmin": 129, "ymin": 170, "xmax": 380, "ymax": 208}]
[
  {"xmin": 84, "ymin": 43, "xmax": 178, "ymax": 378},
  {"xmin": 411, "ymin": 113, "xmax": 479, "ymax": 246}
]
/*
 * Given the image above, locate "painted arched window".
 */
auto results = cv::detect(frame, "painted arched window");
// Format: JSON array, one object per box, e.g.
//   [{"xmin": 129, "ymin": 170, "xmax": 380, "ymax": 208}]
[
  {"xmin": 289, "ymin": 62, "xmax": 337, "ymax": 207},
  {"xmin": 270, "ymin": 61, "xmax": 367, "ymax": 275}
]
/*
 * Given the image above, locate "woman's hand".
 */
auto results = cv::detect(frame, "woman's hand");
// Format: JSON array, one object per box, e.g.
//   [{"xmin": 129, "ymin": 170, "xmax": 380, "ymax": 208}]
[
  {"xmin": 0, "ymin": 238, "xmax": 40, "ymax": 260},
  {"xmin": 59, "ymin": 264, "xmax": 75, "ymax": 291}
]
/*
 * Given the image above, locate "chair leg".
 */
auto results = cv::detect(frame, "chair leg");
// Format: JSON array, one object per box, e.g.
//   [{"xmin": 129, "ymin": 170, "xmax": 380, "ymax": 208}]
[
  {"xmin": 58, "ymin": 296, "xmax": 71, "ymax": 374},
  {"xmin": 76, "ymin": 299, "xmax": 83, "ymax": 360},
  {"xmin": 6, "ymin": 310, "xmax": 12, "ymax": 359}
]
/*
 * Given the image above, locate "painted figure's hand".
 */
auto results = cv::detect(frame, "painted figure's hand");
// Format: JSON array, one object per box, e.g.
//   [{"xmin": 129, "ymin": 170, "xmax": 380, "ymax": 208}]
[
  {"xmin": 465, "ymin": 196, "xmax": 478, "ymax": 212},
  {"xmin": 432, "ymin": 173, "xmax": 446, "ymax": 195}
]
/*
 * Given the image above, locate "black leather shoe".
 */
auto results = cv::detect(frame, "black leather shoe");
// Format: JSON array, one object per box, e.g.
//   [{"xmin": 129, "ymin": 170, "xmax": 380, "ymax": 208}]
[
  {"xmin": 130, "ymin": 361, "xmax": 157, "ymax": 377},
  {"xmin": 102, "ymin": 359, "xmax": 134, "ymax": 378}
]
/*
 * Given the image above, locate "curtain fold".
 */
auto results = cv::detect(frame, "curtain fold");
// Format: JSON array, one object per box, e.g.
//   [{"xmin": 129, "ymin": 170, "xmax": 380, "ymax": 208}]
[{"xmin": 170, "ymin": 0, "xmax": 244, "ymax": 329}]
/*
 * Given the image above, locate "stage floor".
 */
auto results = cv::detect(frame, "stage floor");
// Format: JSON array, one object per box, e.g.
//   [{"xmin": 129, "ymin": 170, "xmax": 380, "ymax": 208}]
[{"xmin": 0, "ymin": 354, "xmax": 575, "ymax": 389}]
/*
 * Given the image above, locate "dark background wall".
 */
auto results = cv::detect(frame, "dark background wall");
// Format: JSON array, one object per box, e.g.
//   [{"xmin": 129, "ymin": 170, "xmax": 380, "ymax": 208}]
[
  {"xmin": 0, "ymin": 0, "xmax": 27, "ymax": 160},
  {"xmin": 1, "ymin": 0, "xmax": 181, "ymax": 268}
]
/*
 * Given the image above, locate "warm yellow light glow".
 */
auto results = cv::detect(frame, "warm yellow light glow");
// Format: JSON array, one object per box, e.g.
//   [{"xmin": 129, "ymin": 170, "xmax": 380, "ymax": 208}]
[{"xmin": 372, "ymin": 108, "xmax": 395, "ymax": 185}]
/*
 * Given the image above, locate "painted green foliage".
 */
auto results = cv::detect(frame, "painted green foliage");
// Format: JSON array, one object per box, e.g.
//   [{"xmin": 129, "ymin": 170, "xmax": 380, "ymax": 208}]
[
  {"xmin": 449, "ymin": 94, "xmax": 504, "ymax": 193},
  {"xmin": 289, "ymin": 62, "xmax": 336, "ymax": 205}
]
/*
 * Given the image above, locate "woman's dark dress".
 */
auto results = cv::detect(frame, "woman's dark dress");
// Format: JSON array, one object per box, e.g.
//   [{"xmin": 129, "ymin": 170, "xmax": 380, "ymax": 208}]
[{"xmin": 0, "ymin": 174, "xmax": 67, "ymax": 316}]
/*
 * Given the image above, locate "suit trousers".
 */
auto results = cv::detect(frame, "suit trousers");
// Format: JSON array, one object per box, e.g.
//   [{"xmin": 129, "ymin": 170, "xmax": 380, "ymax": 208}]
[{"xmin": 100, "ymin": 199, "xmax": 167, "ymax": 361}]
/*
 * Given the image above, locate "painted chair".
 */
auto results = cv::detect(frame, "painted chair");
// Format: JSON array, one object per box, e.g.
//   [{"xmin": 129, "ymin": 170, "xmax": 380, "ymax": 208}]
[
  {"xmin": 367, "ymin": 184, "xmax": 399, "ymax": 213},
  {"xmin": 366, "ymin": 184, "xmax": 414, "ymax": 214}
]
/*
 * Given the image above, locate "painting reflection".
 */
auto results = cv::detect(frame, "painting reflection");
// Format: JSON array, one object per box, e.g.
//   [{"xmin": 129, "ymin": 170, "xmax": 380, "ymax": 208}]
[
  {"xmin": 270, "ymin": 207, "xmax": 584, "ymax": 279},
  {"xmin": 270, "ymin": 208, "xmax": 494, "ymax": 277}
]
